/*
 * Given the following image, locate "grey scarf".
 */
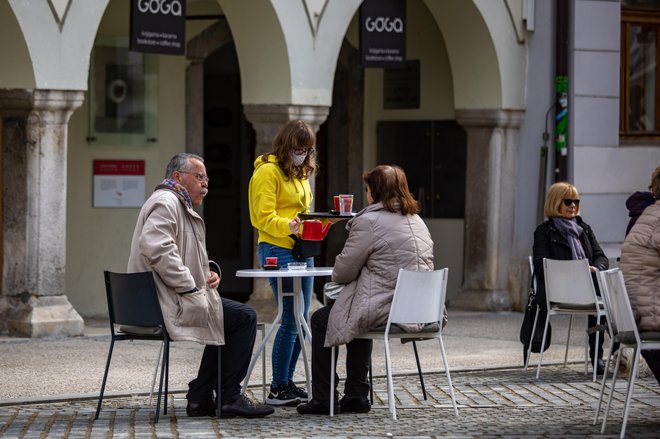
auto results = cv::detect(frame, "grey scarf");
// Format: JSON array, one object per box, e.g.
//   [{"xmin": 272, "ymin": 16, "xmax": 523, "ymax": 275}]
[{"xmin": 551, "ymin": 217, "xmax": 586, "ymax": 260}]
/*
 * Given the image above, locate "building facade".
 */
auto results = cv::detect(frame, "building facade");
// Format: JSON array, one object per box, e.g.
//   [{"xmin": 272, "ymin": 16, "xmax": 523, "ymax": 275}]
[{"xmin": 0, "ymin": 0, "xmax": 656, "ymax": 336}]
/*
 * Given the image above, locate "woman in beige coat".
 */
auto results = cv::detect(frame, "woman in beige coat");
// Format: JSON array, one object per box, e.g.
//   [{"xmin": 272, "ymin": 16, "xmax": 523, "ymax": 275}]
[
  {"xmin": 297, "ymin": 165, "xmax": 434, "ymax": 415},
  {"xmin": 620, "ymin": 167, "xmax": 660, "ymax": 385}
]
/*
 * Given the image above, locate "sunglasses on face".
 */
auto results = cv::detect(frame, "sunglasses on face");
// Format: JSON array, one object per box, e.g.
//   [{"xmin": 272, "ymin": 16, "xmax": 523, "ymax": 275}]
[{"xmin": 562, "ymin": 199, "xmax": 580, "ymax": 207}]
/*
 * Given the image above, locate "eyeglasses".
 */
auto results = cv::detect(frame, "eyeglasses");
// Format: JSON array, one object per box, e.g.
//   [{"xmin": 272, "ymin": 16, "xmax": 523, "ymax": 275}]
[
  {"xmin": 562, "ymin": 199, "xmax": 580, "ymax": 207},
  {"xmin": 292, "ymin": 147, "xmax": 315, "ymax": 155},
  {"xmin": 177, "ymin": 170, "xmax": 209, "ymax": 183}
]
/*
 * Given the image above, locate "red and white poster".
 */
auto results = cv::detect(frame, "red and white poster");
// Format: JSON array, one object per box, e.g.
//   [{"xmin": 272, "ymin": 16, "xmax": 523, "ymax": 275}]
[{"xmin": 93, "ymin": 160, "xmax": 146, "ymax": 208}]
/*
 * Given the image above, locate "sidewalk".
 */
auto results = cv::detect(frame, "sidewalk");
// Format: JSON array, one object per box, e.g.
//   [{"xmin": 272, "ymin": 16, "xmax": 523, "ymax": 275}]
[{"xmin": 1, "ymin": 311, "xmax": 659, "ymax": 438}]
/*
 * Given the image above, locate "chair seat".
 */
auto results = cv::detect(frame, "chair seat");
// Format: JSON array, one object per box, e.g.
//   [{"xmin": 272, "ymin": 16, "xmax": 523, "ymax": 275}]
[
  {"xmin": 118, "ymin": 325, "xmax": 163, "ymax": 336},
  {"xmin": 616, "ymin": 331, "xmax": 660, "ymax": 345},
  {"xmin": 550, "ymin": 302, "xmax": 598, "ymax": 311},
  {"xmin": 370, "ymin": 322, "xmax": 441, "ymax": 334}
]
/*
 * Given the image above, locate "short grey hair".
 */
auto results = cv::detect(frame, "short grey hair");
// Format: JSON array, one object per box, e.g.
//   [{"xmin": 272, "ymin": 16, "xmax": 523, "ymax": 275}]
[{"xmin": 165, "ymin": 153, "xmax": 204, "ymax": 178}]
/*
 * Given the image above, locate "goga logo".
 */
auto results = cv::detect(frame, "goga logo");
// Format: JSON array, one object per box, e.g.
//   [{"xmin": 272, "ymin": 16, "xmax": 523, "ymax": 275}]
[
  {"xmin": 137, "ymin": 0, "xmax": 183, "ymax": 16},
  {"xmin": 364, "ymin": 16, "xmax": 404, "ymax": 33}
]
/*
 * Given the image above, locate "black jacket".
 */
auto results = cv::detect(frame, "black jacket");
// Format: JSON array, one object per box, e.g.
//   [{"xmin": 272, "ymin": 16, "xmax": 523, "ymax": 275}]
[
  {"xmin": 625, "ymin": 191, "xmax": 655, "ymax": 236},
  {"xmin": 532, "ymin": 216, "xmax": 609, "ymax": 305}
]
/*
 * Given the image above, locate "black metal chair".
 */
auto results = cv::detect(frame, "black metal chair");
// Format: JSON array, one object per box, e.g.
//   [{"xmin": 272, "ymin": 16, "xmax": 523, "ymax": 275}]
[
  {"xmin": 95, "ymin": 271, "xmax": 170, "ymax": 422},
  {"xmin": 96, "ymin": 270, "xmax": 224, "ymax": 422}
]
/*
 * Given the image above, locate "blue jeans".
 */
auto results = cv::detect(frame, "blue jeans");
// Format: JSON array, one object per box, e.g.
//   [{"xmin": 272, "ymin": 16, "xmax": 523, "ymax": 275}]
[{"xmin": 258, "ymin": 242, "xmax": 314, "ymax": 387}]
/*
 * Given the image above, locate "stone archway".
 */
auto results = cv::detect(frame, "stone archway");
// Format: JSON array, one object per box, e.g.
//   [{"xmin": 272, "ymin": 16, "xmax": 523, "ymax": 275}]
[{"xmin": 422, "ymin": 0, "xmax": 527, "ymax": 310}]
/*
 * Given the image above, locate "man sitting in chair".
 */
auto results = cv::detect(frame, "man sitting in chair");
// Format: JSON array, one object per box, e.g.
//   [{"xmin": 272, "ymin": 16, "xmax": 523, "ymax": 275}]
[{"xmin": 127, "ymin": 152, "xmax": 273, "ymax": 418}]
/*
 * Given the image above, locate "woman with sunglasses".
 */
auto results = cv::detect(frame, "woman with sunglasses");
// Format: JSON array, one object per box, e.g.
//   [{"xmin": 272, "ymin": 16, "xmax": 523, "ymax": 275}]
[
  {"xmin": 532, "ymin": 182, "xmax": 609, "ymax": 375},
  {"xmin": 248, "ymin": 119, "xmax": 317, "ymax": 407}
]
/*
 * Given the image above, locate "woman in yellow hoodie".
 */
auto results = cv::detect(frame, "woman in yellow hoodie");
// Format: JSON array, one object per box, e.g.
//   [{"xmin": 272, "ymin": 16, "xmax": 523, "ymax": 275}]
[{"xmin": 248, "ymin": 119, "xmax": 316, "ymax": 406}]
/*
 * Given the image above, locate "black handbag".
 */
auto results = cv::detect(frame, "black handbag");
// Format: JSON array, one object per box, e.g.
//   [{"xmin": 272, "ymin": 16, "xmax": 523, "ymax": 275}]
[
  {"xmin": 519, "ymin": 270, "xmax": 552, "ymax": 362},
  {"xmin": 290, "ymin": 234, "xmax": 321, "ymax": 261}
]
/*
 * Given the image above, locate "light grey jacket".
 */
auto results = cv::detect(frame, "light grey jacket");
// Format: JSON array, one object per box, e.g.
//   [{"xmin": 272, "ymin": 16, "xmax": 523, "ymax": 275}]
[
  {"xmin": 127, "ymin": 189, "xmax": 225, "ymax": 345},
  {"xmin": 325, "ymin": 202, "xmax": 434, "ymax": 347},
  {"xmin": 620, "ymin": 200, "xmax": 660, "ymax": 332}
]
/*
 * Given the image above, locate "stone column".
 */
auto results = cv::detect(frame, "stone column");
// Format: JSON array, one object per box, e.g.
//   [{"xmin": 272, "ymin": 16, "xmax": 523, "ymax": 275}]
[
  {"xmin": 0, "ymin": 89, "xmax": 85, "ymax": 337},
  {"xmin": 242, "ymin": 104, "xmax": 329, "ymax": 321},
  {"xmin": 450, "ymin": 109, "xmax": 524, "ymax": 311}
]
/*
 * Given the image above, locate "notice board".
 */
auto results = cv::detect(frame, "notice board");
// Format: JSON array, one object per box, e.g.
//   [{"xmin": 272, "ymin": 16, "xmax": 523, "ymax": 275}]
[{"xmin": 93, "ymin": 160, "xmax": 146, "ymax": 208}]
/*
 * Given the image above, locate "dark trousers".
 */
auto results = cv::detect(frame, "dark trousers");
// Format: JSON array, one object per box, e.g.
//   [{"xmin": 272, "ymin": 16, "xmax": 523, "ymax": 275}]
[
  {"xmin": 588, "ymin": 314, "xmax": 607, "ymax": 361},
  {"xmin": 642, "ymin": 350, "xmax": 660, "ymax": 386},
  {"xmin": 310, "ymin": 303, "xmax": 372, "ymax": 402},
  {"xmin": 187, "ymin": 298, "xmax": 257, "ymax": 404}
]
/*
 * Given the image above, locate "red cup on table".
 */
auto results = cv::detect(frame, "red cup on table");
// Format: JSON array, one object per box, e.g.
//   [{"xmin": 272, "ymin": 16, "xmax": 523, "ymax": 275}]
[
  {"xmin": 333, "ymin": 195, "xmax": 340, "ymax": 212},
  {"xmin": 265, "ymin": 256, "xmax": 278, "ymax": 266}
]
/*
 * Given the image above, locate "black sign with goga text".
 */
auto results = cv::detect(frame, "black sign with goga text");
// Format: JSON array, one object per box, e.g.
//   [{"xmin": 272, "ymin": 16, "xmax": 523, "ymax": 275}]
[
  {"xmin": 360, "ymin": 0, "xmax": 406, "ymax": 68},
  {"xmin": 130, "ymin": 0, "xmax": 186, "ymax": 55}
]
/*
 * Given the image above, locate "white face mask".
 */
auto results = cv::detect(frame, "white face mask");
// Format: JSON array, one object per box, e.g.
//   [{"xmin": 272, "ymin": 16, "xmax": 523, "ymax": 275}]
[{"xmin": 291, "ymin": 152, "xmax": 306, "ymax": 166}]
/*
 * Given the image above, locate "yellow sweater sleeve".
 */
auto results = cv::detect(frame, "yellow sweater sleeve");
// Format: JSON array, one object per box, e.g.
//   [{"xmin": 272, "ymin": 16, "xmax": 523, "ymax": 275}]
[{"xmin": 248, "ymin": 162, "xmax": 312, "ymax": 249}]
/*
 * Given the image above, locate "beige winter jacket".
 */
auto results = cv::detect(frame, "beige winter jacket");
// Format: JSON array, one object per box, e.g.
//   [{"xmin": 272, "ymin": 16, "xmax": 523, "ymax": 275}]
[
  {"xmin": 325, "ymin": 202, "xmax": 434, "ymax": 347},
  {"xmin": 127, "ymin": 189, "xmax": 225, "ymax": 345},
  {"xmin": 620, "ymin": 200, "xmax": 660, "ymax": 332}
]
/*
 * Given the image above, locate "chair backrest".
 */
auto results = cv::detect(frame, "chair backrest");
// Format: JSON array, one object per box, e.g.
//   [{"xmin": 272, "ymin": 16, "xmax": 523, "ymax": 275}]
[
  {"xmin": 387, "ymin": 268, "xmax": 448, "ymax": 326},
  {"xmin": 528, "ymin": 255, "xmax": 536, "ymax": 291},
  {"xmin": 543, "ymin": 258, "xmax": 597, "ymax": 305},
  {"xmin": 597, "ymin": 268, "xmax": 639, "ymax": 339},
  {"xmin": 104, "ymin": 271, "xmax": 164, "ymax": 328}
]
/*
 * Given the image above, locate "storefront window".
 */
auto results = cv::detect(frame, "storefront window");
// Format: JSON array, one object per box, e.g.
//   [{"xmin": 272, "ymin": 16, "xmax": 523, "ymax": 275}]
[{"xmin": 87, "ymin": 37, "xmax": 158, "ymax": 145}]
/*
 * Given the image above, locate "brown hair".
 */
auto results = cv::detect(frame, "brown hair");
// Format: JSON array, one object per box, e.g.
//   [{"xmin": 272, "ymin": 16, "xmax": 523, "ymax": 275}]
[
  {"xmin": 650, "ymin": 166, "xmax": 660, "ymax": 198},
  {"xmin": 362, "ymin": 165, "xmax": 420, "ymax": 215},
  {"xmin": 544, "ymin": 182, "xmax": 580, "ymax": 218},
  {"xmin": 261, "ymin": 120, "xmax": 317, "ymax": 179}
]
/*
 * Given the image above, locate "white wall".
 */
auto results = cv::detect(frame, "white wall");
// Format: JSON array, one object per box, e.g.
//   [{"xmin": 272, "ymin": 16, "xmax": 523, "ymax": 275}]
[
  {"xmin": 0, "ymin": 1, "xmax": 35, "ymax": 88},
  {"xmin": 571, "ymin": 0, "xmax": 660, "ymax": 259},
  {"xmin": 65, "ymin": 1, "xmax": 192, "ymax": 316}
]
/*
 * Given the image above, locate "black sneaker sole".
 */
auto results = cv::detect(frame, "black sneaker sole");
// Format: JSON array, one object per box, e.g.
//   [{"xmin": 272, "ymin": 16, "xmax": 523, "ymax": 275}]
[{"xmin": 265, "ymin": 397, "xmax": 301, "ymax": 407}]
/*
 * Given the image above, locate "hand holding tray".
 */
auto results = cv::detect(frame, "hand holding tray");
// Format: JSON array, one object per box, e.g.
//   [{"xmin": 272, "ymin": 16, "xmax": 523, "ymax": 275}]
[{"xmin": 298, "ymin": 211, "xmax": 355, "ymax": 220}]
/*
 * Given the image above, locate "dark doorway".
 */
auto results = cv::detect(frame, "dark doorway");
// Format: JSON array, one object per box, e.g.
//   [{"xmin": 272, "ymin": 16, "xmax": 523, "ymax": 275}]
[
  {"xmin": 377, "ymin": 120, "xmax": 467, "ymax": 219},
  {"xmin": 202, "ymin": 42, "xmax": 254, "ymax": 302},
  {"xmin": 315, "ymin": 39, "xmax": 364, "ymax": 301}
]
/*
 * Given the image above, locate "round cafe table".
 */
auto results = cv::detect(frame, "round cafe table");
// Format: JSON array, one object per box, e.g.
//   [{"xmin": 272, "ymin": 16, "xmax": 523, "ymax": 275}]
[{"xmin": 236, "ymin": 266, "xmax": 334, "ymax": 400}]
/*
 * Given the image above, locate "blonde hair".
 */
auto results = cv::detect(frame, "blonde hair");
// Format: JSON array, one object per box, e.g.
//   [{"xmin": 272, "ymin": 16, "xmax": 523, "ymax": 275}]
[{"xmin": 544, "ymin": 182, "xmax": 580, "ymax": 218}]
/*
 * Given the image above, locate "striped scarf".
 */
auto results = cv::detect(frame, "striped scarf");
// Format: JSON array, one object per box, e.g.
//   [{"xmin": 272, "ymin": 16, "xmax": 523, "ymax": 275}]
[
  {"xmin": 155, "ymin": 178, "xmax": 192, "ymax": 209},
  {"xmin": 551, "ymin": 217, "xmax": 586, "ymax": 260}
]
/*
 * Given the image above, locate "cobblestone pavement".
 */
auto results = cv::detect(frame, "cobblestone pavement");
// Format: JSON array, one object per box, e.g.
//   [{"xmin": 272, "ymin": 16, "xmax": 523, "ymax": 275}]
[{"xmin": 1, "ymin": 365, "xmax": 659, "ymax": 438}]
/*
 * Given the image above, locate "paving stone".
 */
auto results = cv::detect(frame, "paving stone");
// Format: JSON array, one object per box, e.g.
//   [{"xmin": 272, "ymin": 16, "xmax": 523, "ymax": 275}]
[{"xmin": 1, "ymin": 365, "xmax": 660, "ymax": 437}]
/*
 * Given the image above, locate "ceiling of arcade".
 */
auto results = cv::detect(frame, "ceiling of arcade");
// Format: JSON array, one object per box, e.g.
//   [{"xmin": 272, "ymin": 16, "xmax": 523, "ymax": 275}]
[{"xmin": 0, "ymin": 0, "xmax": 527, "ymax": 111}]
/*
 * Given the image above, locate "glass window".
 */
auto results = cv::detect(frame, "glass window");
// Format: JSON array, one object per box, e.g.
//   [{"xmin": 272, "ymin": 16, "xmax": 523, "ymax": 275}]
[
  {"xmin": 621, "ymin": 4, "xmax": 660, "ymax": 138},
  {"xmin": 87, "ymin": 37, "xmax": 159, "ymax": 146}
]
